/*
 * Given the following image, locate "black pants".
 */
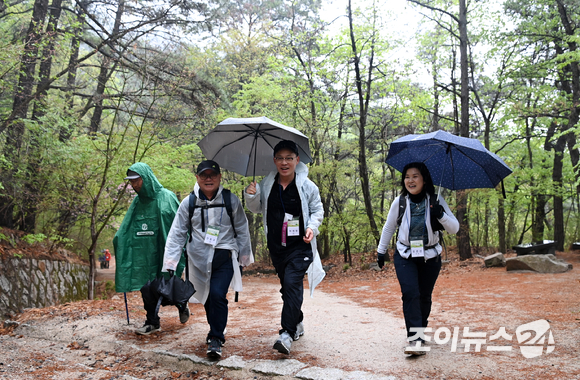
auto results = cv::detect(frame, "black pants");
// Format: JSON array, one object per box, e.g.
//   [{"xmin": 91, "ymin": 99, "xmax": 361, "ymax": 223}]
[
  {"xmin": 273, "ymin": 249, "xmax": 312, "ymax": 336},
  {"xmin": 394, "ymin": 251, "xmax": 442, "ymax": 338},
  {"xmin": 204, "ymin": 249, "xmax": 234, "ymax": 343}
]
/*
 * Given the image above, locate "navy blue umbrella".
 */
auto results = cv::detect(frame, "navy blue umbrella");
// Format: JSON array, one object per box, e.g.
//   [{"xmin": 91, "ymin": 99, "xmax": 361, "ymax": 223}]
[{"xmin": 385, "ymin": 130, "xmax": 512, "ymax": 191}]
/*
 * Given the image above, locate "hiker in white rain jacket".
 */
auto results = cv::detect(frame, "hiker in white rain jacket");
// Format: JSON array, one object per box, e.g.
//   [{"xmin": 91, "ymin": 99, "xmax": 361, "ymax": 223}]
[{"xmin": 162, "ymin": 160, "xmax": 253, "ymax": 359}]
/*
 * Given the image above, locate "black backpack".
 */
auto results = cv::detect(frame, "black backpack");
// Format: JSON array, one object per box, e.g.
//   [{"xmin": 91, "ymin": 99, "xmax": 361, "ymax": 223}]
[
  {"xmin": 396, "ymin": 193, "xmax": 445, "ymax": 232},
  {"xmin": 187, "ymin": 189, "xmax": 237, "ymax": 242}
]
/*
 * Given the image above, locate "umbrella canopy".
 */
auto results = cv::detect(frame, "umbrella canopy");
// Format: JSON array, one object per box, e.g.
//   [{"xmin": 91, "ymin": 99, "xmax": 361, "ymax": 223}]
[
  {"xmin": 385, "ymin": 130, "xmax": 512, "ymax": 190},
  {"xmin": 198, "ymin": 116, "xmax": 312, "ymax": 177}
]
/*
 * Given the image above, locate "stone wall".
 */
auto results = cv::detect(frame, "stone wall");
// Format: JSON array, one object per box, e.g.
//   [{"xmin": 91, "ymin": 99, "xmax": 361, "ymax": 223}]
[{"xmin": 0, "ymin": 257, "xmax": 89, "ymax": 318}]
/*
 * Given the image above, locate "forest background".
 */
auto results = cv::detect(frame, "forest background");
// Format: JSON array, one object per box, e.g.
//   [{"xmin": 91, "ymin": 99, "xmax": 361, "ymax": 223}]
[{"xmin": 1, "ymin": 0, "xmax": 579, "ymax": 299}]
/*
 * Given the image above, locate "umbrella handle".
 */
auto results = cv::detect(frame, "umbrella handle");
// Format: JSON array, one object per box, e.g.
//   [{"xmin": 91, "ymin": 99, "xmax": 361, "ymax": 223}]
[{"xmin": 437, "ymin": 143, "xmax": 451, "ymax": 199}]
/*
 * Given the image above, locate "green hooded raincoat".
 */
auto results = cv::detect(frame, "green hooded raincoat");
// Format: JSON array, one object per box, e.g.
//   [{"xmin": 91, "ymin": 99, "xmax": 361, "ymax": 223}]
[{"xmin": 113, "ymin": 162, "xmax": 184, "ymax": 292}]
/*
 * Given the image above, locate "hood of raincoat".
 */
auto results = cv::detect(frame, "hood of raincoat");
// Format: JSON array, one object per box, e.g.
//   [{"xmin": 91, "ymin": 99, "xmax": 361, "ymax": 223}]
[
  {"xmin": 113, "ymin": 162, "xmax": 184, "ymax": 293},
  {"xmin": 128, "ymin": 162, "xmax": 163, "ymax": 200}
]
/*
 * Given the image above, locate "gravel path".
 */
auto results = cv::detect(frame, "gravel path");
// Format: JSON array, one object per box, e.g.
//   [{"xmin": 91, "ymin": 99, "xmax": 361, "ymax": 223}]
[{"xmin": 2, "ymin": 252, "xmax": 580, "ymax": 379}]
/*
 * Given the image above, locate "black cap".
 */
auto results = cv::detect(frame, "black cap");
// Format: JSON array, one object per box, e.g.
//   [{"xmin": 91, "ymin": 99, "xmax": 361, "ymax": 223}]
[
  {"xmin": 196, "ymin": 160, "xmax": 221, "ymax": 175},
  {"xmin": 273, "ymin": 140, "xmax": 299, "ymax": 156},
  {"xmin": 124, "ymin": 170, "xmax": 141, "ymax": 180}
]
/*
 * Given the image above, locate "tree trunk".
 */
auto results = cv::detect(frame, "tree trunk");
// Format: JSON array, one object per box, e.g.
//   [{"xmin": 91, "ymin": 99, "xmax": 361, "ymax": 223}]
[
  {"xmin": 498, "ymin": 196, "xmax": 506, "ymax": 253},
  {"xmin": 532, "ymin": 195, "xmax": 547, "ymax": 242},
  {"xmin": 552, "ymin": 135, "xmax": 566, "ymax": 251},
  {"xmin": 456, "ymin": 0, "xmax": 471, "ymax": 260},
  {"xmin": 0, "ymin": 0, "xmax": 49, "ymax": 229},
  {"xmin": 62, "ymin": 0, "xmax": 88, "ymax": 141},
  {"xmin": 556, "ymin": 0, "xmax": 580, "ymax": 193},
  {"xmin": 17, "ymin": 0, "xmax": 64, "ymax": 232},
  {"xmin": 347, "ymin": 0, "xmax": 380, "ymax": 244},
  {"xmin": 483, "ymin": 199, "xmax": 489, "ymax": 250},
  {"xmin": 89, "ymin": 0, "xmax": 125, "ymax": 134}
]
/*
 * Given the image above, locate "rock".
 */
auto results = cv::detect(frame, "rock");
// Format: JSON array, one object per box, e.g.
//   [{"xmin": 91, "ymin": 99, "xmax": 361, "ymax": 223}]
[
  {"xmin": 506, "ymin": 254, "xmax": 572, "ymax": 273},
  {"xmin": 251, "ymin": 359, "xmax": 307, "ymax": 376},
  {"xmin": 3, "ymin": 320, "xmax": 19, "ymax": 328},
  {"xmin": 296, "ymin": 366, "xmax": 346, "ymax": 380},
  {"xmin": 484, "ymin": 252, "xmax": 506, "ymax": 267},
  {"xmin": 217, "ymin": 355, "xmax": 247, "ymax": 370}
]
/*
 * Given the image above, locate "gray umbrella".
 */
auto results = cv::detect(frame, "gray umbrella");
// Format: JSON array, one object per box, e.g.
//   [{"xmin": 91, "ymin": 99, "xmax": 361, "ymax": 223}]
[{"xmin": 198, "ymin": 116, "xmax": 312, "ymax": 178}]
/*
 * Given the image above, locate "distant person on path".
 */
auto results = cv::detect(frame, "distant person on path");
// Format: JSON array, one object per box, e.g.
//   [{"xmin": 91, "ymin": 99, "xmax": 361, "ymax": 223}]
[
  {"xmin": 244, "ymin": 140, "xmax": 325, "ymax": 355},
  {"xmin": 377, "ymin": 162, "xmax": 459, "ymax": 356},
  {"xmin": 113, "ymin": 162, "xmax": 188, "ymax": 335},
  {"xmin": 162, "ymin": 160, "xmax": 253, "ymax": 359},
  {"xmin": 104, "ymin": 249, "xmax": 111, "ymax": 269}
]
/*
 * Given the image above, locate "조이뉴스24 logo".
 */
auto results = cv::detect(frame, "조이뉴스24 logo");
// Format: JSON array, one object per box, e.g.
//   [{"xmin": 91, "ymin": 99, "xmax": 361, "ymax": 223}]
[
  {"xmin": 516, "ymin": 319, "xmax": 555, "ymax": 358},
  {"xmin": 406, "ymin": 319, "xmax": 555, "ymax": 358}
]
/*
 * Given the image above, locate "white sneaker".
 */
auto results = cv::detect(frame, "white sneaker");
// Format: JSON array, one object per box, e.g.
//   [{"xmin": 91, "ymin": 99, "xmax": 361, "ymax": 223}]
[
  {"xmin": 404, "ymin": 340, "xmax": 427, "ymax": 356},
  {"xmin": 273, "ymin": 332, "xmax": 292, "ymax": 354},
  {"xmin": 294, "ymin": 322, "xmax": 304, "ymax": 341}
]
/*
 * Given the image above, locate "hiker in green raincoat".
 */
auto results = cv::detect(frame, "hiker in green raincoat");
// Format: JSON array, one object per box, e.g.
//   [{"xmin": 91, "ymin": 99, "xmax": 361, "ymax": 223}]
[{"xmin": 113, "ymin": 162, "xmax": 187, "ymax": 335}]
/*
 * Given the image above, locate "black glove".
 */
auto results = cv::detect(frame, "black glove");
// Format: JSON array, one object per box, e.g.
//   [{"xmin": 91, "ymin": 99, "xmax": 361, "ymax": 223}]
[
  {"xmin": 168, "ymin": 269, "xmax": 175, "ymax": 277},
  {"xmin": 377, "ymin": 253, "xmax": 385, "ymax": 269},
  {"xmin": 431, "ymin": 203, "xmax": 444, "ymax": 219}
]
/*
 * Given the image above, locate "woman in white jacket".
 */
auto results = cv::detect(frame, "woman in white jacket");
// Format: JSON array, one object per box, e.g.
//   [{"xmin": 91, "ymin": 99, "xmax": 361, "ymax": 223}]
[{"xmin": 377, "ymin": 162, "xmax": 459, "ymax": 356}]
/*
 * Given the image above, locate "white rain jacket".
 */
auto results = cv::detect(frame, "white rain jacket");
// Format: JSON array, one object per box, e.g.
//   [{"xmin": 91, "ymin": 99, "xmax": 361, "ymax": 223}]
[
  {"xmin": 244, "ymin": 162, "xmax": 325, "ymax": 297},
  {"xmin": 163, "ymin": 184, "xmax": 254, "ymax": 304},
  {"xmin": 377, "ymin": 194, "xmax": 459, "ymax": 260}
]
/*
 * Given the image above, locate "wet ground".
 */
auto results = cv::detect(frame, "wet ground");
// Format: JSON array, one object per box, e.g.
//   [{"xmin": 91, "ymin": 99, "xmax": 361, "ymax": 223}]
[{"xmin": 1, "ymin": 250, "xmax": 579, "ymax": 379}]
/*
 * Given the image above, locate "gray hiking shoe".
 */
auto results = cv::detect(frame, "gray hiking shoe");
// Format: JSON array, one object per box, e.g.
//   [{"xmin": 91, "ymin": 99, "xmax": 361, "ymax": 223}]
[
  {"xmin": 135, "ymin": 324, "xmax": 160, "ymax": 335},
  {"xmin": 179, "ymin": 304, "xmax": 190, "ymax": 324},
  {"xmin": 273, "ymin": 332, "xmax": 292, "ymax": 354},
  {"xmin": 293, "ymin": 322, "xmax": 304, "ymax": 341},
  {"xmin": 207, "ymin": 337, "xmax": 222, "ymax": 359}
]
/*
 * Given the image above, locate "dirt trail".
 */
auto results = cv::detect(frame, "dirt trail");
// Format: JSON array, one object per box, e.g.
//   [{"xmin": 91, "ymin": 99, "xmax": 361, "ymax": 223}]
[{"xmin": 1, "ymin": 251, "xmax": 580, "ymax": 379}]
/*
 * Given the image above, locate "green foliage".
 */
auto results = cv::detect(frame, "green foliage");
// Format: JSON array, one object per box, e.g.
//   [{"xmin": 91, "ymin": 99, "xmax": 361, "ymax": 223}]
[
  {"xmin": 0, "ymin": 0, "xmax": 579, "ymax": 270},
  {"xmin": 21, "ymin": 233, "xmax": 47, "ymax": 245},
  {"xmin": 49, "ymin": 234, "xmax": 75, "ymax": 249}
]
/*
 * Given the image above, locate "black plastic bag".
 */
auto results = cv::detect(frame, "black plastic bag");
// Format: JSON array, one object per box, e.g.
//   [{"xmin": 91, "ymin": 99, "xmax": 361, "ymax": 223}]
[
  {"xmin": 157, "ymin": 274, "xmax": 196, "ymax": 306},
  {"xmin": 140, "ymin": 275, "xmax": 196, "ymax": 314}
]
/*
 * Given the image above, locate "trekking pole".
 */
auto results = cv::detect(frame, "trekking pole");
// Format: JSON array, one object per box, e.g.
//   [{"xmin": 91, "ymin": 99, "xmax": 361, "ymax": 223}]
[{"xmin": 124, "ymin": 292, "xmax": 130, "ymax": 325}]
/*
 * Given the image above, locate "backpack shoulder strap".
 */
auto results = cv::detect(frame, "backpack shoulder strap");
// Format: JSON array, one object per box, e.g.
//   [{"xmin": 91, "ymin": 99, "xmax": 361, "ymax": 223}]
[
  {"xmin": 188, "ymin": 189, "xmax": 238, "ymax": 240},
  {"xmin": 221, "ymin": 188, "xmax": 238, "ymax": 238},
  {"xmin": 397, "ymin": 194, "xmax": 406, "ymax": 226},
  {"xmin": 188, "ymin": 191, "xmax": 198, "ymax": 242}
]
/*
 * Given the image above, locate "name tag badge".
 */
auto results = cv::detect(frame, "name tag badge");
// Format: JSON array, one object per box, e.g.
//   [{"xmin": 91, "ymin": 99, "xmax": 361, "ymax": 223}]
[
  {"xmin": 204, "ymin": 225, "xmax": 220, "ymax": 246},
  {"xmin": 410, "ymin": 240, "xmax": 424, "ymax": 257},
  {"xmin": 287, "ymin": 218, "xmax": 300, "ymax": 236},
  {"xmin": 281, "ymin": 213, "xmax": 293, "ymax": 246}
]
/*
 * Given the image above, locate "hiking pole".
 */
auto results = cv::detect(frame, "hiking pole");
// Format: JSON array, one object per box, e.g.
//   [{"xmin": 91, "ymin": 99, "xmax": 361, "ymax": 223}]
[{"xmin": 124, "ymin": 292, "xmax": 130, "ymax": 325}]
